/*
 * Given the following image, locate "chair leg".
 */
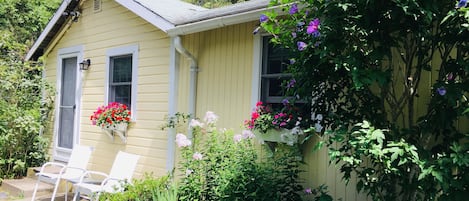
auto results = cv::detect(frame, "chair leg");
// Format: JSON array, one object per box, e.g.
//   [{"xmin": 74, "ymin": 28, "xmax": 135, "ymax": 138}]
[
  {"xmin": 65, "ymin": 182, "xmax": 68, "ymax": 201},
  {"xmin": 72, "ymin": 189, "xmax": 80, "ymax": 201},
  {"xmin": 50, "ymin": 179, "xmax": 60, "ymax": 201},
  {"xmin": 30, "ymin": 177, "xmax": 41, "ymax": 201}
]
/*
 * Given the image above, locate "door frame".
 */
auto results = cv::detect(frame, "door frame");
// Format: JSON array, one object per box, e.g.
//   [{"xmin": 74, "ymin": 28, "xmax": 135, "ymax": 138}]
[{"xmin": 54, "ymin": 45, "xmax": 84, "ymax": 162}]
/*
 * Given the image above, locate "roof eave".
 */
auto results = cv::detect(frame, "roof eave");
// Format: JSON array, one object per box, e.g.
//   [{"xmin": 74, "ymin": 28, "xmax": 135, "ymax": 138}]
[
  {"xmin": 115, "ymin": 0, "xmax": 175, "ymax": 32},
  {"xmin": 166, "ymin": 6, "xmax": 283, "ymax": 37}
]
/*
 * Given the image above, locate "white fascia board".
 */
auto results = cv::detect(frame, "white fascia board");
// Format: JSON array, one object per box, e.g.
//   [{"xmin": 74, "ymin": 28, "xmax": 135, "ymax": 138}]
[
  {"xmin": 167, "ymin": 9, "xmax": 266, "ymax": 36},
  {"xmin": 115, "ymin": 0, "xmax": 175, "ymax": 32},
  {"xmin": 166, "ymin": 5, "xmax": 285, "ymax": 37},
  {"xmin": 25, "ymin": 0, "xmax": 72, "ymax": 61}
]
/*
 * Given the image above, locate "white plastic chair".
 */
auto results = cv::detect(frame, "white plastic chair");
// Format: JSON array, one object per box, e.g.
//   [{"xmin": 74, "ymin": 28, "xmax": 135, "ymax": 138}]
[
  {"xmin": 72, "ymin": 151, "xmax": 140, "ymax": 201},
  {"xmin": 31, "ymin": 145, "xmax": 93, "ymax": 201}
]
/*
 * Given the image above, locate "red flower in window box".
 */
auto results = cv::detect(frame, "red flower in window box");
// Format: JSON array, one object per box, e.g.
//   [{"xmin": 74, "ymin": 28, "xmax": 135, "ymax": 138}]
[{"xmin": 90, "ymin": 102, "xmax": 131, "ymax": 129}]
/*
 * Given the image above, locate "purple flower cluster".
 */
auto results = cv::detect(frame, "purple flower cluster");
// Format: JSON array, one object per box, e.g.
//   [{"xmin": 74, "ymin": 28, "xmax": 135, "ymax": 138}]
[
  {"xmin": 307, "ymin": 18, "xmax": 321, "ymax": 37},
  {"xmin": 437, "ymin": 86, "xmax": 446, "ymax": 96},
  {"xmin": 289, "ymin": 3, "xmax": 298, "ymax": 14},
  {"xmin": 297, "ymin": 41, "xmax": 307, "ymax": 51},
  {"xmin": 457, "ymin": 0, "xmax": 467, "ymax": 8},
  {"xmin": 260, "ymin": 14, "xmax": 268, "ymax": 23},
  {"xmin": 297, "ymin": 19, "xmax": 321, "ymax": 51}
]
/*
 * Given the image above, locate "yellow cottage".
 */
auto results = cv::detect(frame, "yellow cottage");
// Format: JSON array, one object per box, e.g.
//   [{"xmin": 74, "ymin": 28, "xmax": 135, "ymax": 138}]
[{"xmin": 26, "ymin": 0, "xmax": 367, "ymax": 200}]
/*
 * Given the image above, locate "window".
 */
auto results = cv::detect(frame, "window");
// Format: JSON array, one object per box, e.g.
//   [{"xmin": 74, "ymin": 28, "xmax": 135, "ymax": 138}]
[
  {"xmin": 109, "ymin": 55, "xmax": 132, "ymax": 107},
  {"xmin": 106, "ymin": 45, "xmax": 138, "ymax": 120},
  {"xmin": 260, "ymin": 36, "xmax": 292, "ymax": 106}
]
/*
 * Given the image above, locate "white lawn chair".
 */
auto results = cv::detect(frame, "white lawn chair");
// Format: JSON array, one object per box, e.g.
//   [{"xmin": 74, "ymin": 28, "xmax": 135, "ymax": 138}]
[
  {"xmin": 31, "ymin": 145, "xmax": 93, "ymax": 201},
  {"xmin": 72, "ymin": 151, "xmax": 140, "ymax": 201}
]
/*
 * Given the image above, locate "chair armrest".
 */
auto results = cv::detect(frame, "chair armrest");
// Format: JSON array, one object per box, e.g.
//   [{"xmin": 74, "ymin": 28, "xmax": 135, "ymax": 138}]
[
  {"xmin": 36, "ymin": 162, "xmax": 66, "ymax": 175},
  {"xmin": 76, "ymin": 170, "xmax": 109, "ymax": 184}
]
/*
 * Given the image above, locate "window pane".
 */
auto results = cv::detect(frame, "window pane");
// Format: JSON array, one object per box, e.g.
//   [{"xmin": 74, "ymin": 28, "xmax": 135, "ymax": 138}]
[
  {"xmin": 268, "ymin": 78, "xmax": 286, "ymax": 97},
  {"xmin": 261, "ymin": 36, "xmax": 292, "ymax": 104},
  {"xmin": 109, "ymin": 54, "xmax": 132, "ymax": 108},
  {"xmin": 112, "ymin": 85, "xmax": 131, "ymax": 107},
  {"xmin": 111, "ymin": 56, "xmax": 132, "ymax": 83}
]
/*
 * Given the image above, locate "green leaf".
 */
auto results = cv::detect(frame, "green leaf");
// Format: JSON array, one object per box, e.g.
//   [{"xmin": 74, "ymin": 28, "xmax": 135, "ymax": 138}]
[
  {"xmin": 313, "ymin": 141, "xmax": 325, "ymax": 152},
  {"xmin": 431, "ymin": 170, "xmax": 443, "ymax": 183},
  {"xmin": 371, "ymin": 129, "xmax": 385, "ymax": 145}
]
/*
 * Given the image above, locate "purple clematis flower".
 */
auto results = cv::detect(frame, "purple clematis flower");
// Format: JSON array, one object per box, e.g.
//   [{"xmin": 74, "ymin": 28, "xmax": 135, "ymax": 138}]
[
  {"xmin": 297, "ymin": 41, "xmax": 307, "ymax": 51},
  {"xmin": 260, "ymin": 14, "xmax": 268, "ymax": 23},
  {"xmin": 282, "ymin": 99, "xmax": 290, "ymax": 106},
  {"xmin": 437, "ymin": 86, "xmax": 446, "ymax": 96},
  {"xmin": 307, "ymin": 18, "xmax": 320, "ymax": 35},
  {"xmin": 289, "ymin": 58, "xmax": 296, "ymax": 65},
  {"xmin": 287, "ymin": 78, "xmax": 296, "ymax": 88},
  {"xmin": 447, "ymin": 72, "xmax": 454, "ymax": 81},
  {"xmin": 457, "ymin": 0, "xmax": 467, "ymax": 8},
  {"xmin": 289, "ymin": 3, "xmax": 298, "ymax": 14}
]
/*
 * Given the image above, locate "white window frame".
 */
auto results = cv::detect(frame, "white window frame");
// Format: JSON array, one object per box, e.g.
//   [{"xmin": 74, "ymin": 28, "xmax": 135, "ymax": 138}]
[{"xmin": 105, "ymin": 44, "xmax": 138, "ymax": 121}]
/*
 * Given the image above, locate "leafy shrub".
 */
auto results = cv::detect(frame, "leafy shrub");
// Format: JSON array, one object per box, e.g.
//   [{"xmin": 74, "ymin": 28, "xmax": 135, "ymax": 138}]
[
  {"xmin": 0, "ymin": 62, "xmax": 53, "ymax": 179},
  {"xmin": 260, "ymin": 0, "xmax": 469, "ymax": 200},
  {"xmin": 99, "ymin": 173, "xmax": 177, "ymax": 201},
  {"xmin": 175, "ymin": 111, "xmax": 305, "ymax": 201}
]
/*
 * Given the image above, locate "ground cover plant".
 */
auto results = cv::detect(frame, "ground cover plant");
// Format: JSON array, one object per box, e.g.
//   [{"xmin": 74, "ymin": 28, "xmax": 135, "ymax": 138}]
[
  {"xmin": 99, "ymin": 174, "xmax": 177, "ymax": 201},
  {"xmin": 260, "ymin": 0, "xmax": 469, "ymax": 200}
]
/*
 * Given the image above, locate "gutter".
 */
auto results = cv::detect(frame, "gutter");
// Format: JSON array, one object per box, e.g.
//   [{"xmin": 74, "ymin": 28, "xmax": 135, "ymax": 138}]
[
  {"xmin": 166, "ymin": 5, "xmax": 284, "ymax": 37},
  {"xmin": 167, "ymin": 8, "xmax": 266, "ymax": 36},
  {"xmin": 166, "ymin": 36, "xmax": 198, "ymax": 172}
]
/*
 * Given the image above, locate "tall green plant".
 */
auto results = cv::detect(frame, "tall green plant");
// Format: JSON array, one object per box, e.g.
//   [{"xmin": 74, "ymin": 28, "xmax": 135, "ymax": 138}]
[
  {"xmin": 0, "ymin": 61, "xmax": 54, "ymax": 179},
  {"xmin": 260, "ymin": 0, "xmax": 469, "ymax": 200},
  {"xmin": 174, "ymin": 111, "xmax": 305, "ymax": 201},
  {"xmin": 0, "ymin": 0, "xmax": 60, "ymax": 179}
]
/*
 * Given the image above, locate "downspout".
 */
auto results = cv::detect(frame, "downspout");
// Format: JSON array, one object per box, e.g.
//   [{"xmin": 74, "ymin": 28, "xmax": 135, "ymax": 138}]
[
  {"xmin": 173, "ymin": 36, "xmax": 198, "ymax": 139},
  {"xmin": 166, "ymin": 36, "xmax": 198, "ymax": 172}
]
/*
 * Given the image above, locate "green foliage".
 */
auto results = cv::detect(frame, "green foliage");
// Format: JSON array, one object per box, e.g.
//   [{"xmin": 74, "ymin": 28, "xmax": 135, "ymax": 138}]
[
  {"xmin": 0, "ymin": 61, "xmax": 54, "ymax": 179},
  {"xmin": 0, "ymin": 0, "xmax": 59, "ymax": 179},
  {"xmin": 99, "ymin": 174, "xmax": 177, "ymax": 201},
  {"xmin": 261, "ymin": 0, "xmax": 469, "ymax": 200},
  {"xmin": 176, "ymin": 112, "xmax": 306, "ymax": 201},
  {"xmin": 0, "ymin": 0, "xmax": 61, "ymax": 50}
]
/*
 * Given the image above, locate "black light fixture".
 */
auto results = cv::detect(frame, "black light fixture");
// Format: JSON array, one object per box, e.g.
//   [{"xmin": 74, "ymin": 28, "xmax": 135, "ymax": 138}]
[{"xmin": 79, "ymin": 59, "xmax": 91, "ymax": 70}]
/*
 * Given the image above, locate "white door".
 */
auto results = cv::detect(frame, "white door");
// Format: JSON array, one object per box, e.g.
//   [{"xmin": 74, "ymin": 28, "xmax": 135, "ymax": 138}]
[
  {"xmin": 55, "ymin": 46, "xmax": 83, "ymax": 161},
  {"xmin": 58, "ymin": 57, "xmax": 77, "ymax": 150}
]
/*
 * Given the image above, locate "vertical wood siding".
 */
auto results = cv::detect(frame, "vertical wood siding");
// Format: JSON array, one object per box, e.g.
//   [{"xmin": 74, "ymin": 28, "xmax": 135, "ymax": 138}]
[
  {"xmin": 43, "ymin": 0, "xmax": 170, "ymax": 178},
  {"xmin": 177, "ymin": 22, "xmax": 255, "ymax": 130}
]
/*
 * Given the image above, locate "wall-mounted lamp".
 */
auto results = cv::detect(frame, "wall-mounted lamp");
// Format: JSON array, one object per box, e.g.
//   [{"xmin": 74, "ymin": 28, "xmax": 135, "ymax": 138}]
[{"xmin": 79, "ymin": 59, "xmax": 91, "ymax": 70}]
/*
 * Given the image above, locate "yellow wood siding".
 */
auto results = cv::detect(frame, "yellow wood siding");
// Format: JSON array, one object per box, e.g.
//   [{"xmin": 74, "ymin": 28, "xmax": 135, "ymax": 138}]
[
  {"xmin": 177, "ymin": 22, "xmax": 255, "ymax": 130},
  {"xmin": 43, "ymin": 0, "xmax": 170, "ymax": 178}
]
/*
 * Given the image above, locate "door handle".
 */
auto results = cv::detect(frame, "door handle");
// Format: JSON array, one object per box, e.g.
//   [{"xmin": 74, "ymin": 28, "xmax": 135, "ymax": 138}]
[{"xmin": 60, "ymin": 105, "xmax": 76, "ymax": 109}]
